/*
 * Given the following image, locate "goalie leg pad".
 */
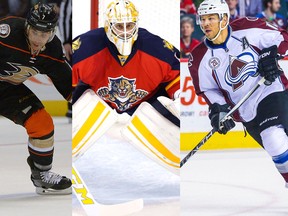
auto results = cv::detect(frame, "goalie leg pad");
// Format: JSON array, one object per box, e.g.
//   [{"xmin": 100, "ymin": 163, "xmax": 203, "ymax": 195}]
[
  {"xmin": 72, "ymin": 90, "xmax": 118, "ymax": 160},
  {"xmin": 121, "ymin": 102, "xmax": 180, "ymax": 175}
]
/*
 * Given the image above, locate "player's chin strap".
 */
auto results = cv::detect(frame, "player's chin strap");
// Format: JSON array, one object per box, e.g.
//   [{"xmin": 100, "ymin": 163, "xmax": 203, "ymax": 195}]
[
  {"xmin": 180, "ymin": 76, "xmax": 266, "ymax": 168},
  {"xmin": 199, "ymin": 15, "xmax": 228, "ymax": 42},
  {"xmin": 208, "ymin": 19, "xmax": 228, "ymax": 42}
]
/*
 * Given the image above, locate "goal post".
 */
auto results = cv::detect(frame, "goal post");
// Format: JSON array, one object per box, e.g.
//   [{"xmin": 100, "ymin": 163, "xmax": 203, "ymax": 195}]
[{"xmin": 91, "ymin": 0, "xmax": 99, "ymax": 29}]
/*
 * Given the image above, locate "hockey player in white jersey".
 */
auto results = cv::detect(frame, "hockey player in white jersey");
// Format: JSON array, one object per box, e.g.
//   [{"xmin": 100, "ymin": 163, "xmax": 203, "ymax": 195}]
[{"xmin": 189, "ymin": 0, "xmax": 288, "ymax": 188}]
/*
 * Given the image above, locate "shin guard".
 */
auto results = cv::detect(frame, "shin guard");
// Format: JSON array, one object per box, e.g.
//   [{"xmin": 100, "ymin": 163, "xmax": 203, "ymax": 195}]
[{"xmin": 24, "ymin": 108, "xmax": 54, "ymax": 166}]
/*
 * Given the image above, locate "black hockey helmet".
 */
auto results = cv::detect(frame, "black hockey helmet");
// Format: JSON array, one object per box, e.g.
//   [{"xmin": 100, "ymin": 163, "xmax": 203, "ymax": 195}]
[{"xmin": 26, "ymin": 3, "xmax": 58, "ymax": 32}]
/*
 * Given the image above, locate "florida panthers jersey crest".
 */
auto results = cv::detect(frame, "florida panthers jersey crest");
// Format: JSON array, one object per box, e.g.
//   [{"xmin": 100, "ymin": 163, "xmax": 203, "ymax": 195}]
[
  {"xmin": 97, "ymin": 76, "xmax": 148, "ymax": 111},
  {"xmin": 189, "ymin": 18, "xmax": 288, "ymax": 122},
  {"xmin": 72, "ymin": 27, "xmax": 180, "ymax": 113}
]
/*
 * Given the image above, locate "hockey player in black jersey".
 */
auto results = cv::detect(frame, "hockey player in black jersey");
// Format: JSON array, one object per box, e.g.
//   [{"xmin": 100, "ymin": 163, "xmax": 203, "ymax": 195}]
[{"xmin": 0, "ymin": 3, "xmax": 72, "ymax": 194}]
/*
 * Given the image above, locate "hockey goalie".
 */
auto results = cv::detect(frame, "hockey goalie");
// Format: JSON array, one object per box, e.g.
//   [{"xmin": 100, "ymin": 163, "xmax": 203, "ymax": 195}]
[{"xmin": 72, "ymin": 0, "xmax": 180, "ymax": 175}]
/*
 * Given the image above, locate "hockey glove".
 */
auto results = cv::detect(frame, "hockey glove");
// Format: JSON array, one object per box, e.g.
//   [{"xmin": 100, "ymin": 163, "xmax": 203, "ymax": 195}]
[
  {"xmin": 257, "ymin": 45, "xmax": 283, "ymax": 85},
  {"xmin": 208, "ymin": 103, "xmax": 235, "ymax": 135}
]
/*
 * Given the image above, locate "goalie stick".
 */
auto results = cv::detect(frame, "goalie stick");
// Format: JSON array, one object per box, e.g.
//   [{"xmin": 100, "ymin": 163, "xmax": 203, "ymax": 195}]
[
  {"xmin": 180, "ymin": 76, "xmax": 266, "ymax": 167},
  {"xmin": 72, "ymin": 165, "xmax": 144, "ymax": 216}
]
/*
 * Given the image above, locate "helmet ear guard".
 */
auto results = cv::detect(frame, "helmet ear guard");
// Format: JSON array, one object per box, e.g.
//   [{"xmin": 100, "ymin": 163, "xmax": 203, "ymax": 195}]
[{"xmin": 104, "ymin": 0, "xmax": 139, "ymax": 55}]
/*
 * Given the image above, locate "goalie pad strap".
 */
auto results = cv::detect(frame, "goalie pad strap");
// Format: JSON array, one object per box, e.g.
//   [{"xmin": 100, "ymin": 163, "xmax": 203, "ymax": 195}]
[{"xmin": 151, "ymin": 100, "xmax": 180, "ymax": 127}]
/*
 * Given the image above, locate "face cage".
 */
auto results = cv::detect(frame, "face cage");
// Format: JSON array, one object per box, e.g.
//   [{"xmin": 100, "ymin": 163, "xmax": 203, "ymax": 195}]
[{"xmin": 109, "ymin": 21, "xmax": 138, "ymax": 41}]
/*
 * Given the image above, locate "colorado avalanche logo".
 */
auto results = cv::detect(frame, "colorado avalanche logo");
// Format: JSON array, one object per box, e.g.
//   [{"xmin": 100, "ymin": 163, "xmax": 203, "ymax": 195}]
[
  {"xmin": 225, "ymin": 52, "xmax": 258, "ymax": 91},
  {"xmin": 97, "ymin": 76, "xmax": 148, "ymax": 111}
]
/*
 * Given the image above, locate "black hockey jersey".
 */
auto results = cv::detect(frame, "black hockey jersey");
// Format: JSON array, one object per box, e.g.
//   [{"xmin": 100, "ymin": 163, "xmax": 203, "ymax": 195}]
[{"xmin": 0, "ymin": 16, "xmax": 72, "ymax": 100}]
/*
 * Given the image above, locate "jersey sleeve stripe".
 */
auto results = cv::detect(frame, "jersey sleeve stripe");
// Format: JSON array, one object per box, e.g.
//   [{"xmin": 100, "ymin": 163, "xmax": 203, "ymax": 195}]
[{"xmin": 165, "ymin": 75, "xmax": 180, "ymax": 91}]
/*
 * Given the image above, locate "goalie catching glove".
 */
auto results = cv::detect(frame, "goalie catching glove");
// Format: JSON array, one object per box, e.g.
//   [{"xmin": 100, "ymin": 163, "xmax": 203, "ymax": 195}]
[
  {"xmin": 209, "ymin": 103, "xmax": 235, "ymax": 135},
  {"xmin": 257, "ymin": 45, "xmax": 283, "ymax": 85}
]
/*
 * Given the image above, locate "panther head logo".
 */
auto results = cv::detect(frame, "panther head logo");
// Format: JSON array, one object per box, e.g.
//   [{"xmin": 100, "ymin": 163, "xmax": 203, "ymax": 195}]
[{"xmin": 97, "ymin": 76, "xmax": 148, "ymax": 111}]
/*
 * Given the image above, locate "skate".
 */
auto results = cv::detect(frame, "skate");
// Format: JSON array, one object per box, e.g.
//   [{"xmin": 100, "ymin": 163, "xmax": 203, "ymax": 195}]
[{"xmin": 27, "ymin": 156, "xmax": 72, "ymax": 195}]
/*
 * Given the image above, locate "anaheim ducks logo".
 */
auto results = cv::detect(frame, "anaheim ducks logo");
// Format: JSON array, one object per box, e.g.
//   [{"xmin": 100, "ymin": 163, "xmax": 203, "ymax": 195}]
[
  {"xmin": 0, "ymin": 62, "xmax": 40, "ymax": 85},
  {"xmin": 72, "ymin": 37, "xmax": 81, "ymax": 52},
  {"xmin": 97, "ymin": 76, "xmax": 148, "ymax": 111}
]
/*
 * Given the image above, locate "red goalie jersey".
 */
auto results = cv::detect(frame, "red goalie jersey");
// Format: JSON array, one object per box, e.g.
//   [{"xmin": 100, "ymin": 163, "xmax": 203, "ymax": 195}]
[{"xmin": 72, "ymin": 27, "xmax": 180, "ymax": 114}]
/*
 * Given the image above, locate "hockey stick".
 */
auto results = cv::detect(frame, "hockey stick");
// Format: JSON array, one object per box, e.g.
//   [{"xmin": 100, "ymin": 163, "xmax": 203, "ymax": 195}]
[
  {"xmin": 72, "ymin": 165, "xmax": 144, "ymax": 216},
  {"xmin": 180, "ymin": 76, "xmax": 266, "ymax": 167}
]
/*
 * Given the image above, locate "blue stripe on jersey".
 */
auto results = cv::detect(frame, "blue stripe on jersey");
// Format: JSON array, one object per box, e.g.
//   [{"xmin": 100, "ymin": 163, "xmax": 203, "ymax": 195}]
[
  {"xmin": 72, "ymin": 28, "xmax": 107, "ymax": 65},
  {"xmin": 273, "ymin": 149, "xmax": 288, "ymax": 164},
  {"xmin": 136, "ymin": 28, "xmax": 180, "ymax": 70}
]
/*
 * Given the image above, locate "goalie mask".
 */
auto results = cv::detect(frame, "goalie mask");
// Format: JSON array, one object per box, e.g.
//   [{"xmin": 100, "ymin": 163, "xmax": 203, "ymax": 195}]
[
  {"xmin": 104, "ymin": 0, "xmax": 139, "ymax": 56},
  {"xmin": 197, "ymin": 0, "xmax": 230, "ymax": 41},
  {"xmin": 25, "ymin": 3, "xmax": 58, "ymax": 42}
]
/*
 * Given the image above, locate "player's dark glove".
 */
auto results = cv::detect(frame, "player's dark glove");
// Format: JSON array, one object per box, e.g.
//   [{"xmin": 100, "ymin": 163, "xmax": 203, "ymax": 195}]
[
  {"xmin": 257, "ymin": 45, "xmax": 283, "ymax": 85},
  {"xmin": 208, "ymin": 103, "xmax": 235, "ymax": 135}
]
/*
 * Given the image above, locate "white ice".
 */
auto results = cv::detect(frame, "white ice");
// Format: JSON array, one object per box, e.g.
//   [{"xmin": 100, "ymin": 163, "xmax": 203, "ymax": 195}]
[
  {"xmin": 2, "ymin": 115, "xmax": 287, "ymax": 216},
  {"xmin": 0, "ymin": 117, "xmax": 71, "ymax": 216},
  {"xmin": 181, "ymin": 149, "xmax": 288, "ymax": 216},
  {"xmin": 72, "ymin": 135, "xmax": 180, "ymax": 216}
]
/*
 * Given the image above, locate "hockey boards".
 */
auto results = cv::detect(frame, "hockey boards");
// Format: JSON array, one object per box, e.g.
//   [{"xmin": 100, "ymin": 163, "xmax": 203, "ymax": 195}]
[
  {"xmin": 72, "ymin": 89, "xmax": 118, "ymax": 160},
  {"xmin": 72, "ymin": 165, "xmax": 144, "ymax": 216},
  {"xmin": 121, "ymin": 101, "xmax": 180, "ymax": 175}
]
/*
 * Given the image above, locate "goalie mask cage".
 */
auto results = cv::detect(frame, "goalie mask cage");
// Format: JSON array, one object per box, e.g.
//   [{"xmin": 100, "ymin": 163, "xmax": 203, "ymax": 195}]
[{"xmin": 90, "ymin": 0, "xmax": 180, "ymax": 49}]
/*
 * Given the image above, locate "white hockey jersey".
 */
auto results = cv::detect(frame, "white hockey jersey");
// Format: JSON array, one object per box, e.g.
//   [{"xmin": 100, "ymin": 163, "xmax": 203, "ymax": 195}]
[{"xmin": 189, "ymin": 17, "xmax": 288, "ymax": 122}]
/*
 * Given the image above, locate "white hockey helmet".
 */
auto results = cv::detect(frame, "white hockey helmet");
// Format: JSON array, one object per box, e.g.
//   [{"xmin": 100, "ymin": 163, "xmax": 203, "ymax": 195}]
[
  {"xmin": 104, "ymin": 0, "xmax": 139, "ymax": 55},
  {"xmin": 197, "ymin": 0, "xmax": 230, "ymax": 41}
]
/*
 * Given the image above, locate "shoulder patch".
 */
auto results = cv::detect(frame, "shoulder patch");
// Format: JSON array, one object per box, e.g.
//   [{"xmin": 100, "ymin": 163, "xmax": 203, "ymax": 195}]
[
  {"xmin": 163, "ymin": 39, "xmax": 175, "ymax": 52},
  {"xmin": 72, "ymin": 37, "xmax": 81, "ymax": 52},
  {"xmin": 0, "ymin": 24, "xmax": 10, "ymax": 38}
]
